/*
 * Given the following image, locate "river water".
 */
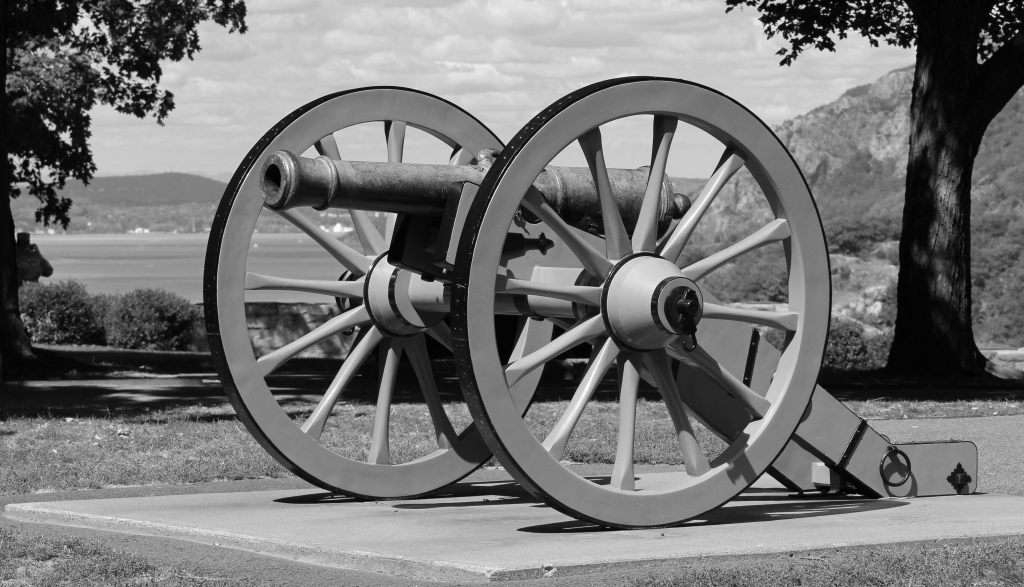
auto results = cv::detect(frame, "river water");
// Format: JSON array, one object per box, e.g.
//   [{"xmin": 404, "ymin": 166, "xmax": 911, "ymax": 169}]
[{"xmin": 31, "ymin": 233, "xmax": 346, "ymax": 304}]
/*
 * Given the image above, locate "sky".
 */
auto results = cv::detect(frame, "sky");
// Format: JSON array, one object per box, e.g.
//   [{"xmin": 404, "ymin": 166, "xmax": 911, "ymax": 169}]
[{"xmin": 89, "ymin": 0, "xmax": 915, "ymax": 180}]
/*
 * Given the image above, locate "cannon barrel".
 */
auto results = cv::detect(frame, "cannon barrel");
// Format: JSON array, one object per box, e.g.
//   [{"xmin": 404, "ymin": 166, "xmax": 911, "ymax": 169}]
[{"xmin": 261, "ymin": 150, "xmax": 691, "ymax": 233}]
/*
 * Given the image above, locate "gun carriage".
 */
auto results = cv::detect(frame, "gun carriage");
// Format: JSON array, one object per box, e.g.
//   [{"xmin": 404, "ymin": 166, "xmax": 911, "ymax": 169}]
[{"xmin": 205, "ymin": 78, "xmax": 978, "ymax": 529}]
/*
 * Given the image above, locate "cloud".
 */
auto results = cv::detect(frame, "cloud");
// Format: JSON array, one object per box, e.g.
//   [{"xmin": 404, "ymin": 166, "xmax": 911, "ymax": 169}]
[{"xmin": 89, "ymin": 0, "xmax": 914, "ymax": 177}]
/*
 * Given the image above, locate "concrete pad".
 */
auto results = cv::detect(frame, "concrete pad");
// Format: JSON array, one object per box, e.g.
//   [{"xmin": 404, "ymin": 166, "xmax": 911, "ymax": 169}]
[{"xmin": 7, "ymin": 474, "xmax": 1024, "ymax": 582}]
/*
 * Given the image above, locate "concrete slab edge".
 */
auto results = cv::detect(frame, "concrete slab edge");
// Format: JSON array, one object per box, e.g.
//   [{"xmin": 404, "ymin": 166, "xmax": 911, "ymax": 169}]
[
  {"xmin": 481, "ymin": 529, "xmax": 1024, "ymax": 582},
  {"xmin": 3, "ymin": 503, "xmax": 495, "ymax": 583},
  {"xmin": 10, "ymin": 500, "xmax": 1024, "ymax": 583}
]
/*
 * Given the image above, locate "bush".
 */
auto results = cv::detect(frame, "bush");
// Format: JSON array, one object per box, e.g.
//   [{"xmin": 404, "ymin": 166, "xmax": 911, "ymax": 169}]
[
  {"xmin": 19, "ymin": 280, "xmax": 106, "ymax": 345},
  {"xmin": 823, "ymin": 317, "xmax": 892, "ymax": 370},
  {"xmin": 702, "ymin": 248, "xmax": 789, "ymax": 304},
  {"xmin": 103, "ymin": 289, "xmax": 200, "ymax": 350},
  {"xmin": 825, "ymin": 215, "xmax": 901, "ymax": 258}
]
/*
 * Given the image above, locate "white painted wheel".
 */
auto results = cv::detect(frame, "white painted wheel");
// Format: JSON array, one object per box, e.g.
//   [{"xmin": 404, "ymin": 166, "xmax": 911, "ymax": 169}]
[
  {"xmin": 453, "ymin": 77, "xmax": 831, "ymax": 527},
  {"xmin": 206, "ymin": 87, "xmax": 517, "ymax": 498}
]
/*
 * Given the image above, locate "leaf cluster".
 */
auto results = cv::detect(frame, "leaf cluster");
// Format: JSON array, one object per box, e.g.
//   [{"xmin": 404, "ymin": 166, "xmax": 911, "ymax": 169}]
[
  {"xmin": 724, "ymin": 0, "xmax": 1024, "ymax": 66},
  {"xmin": 4, "ymin": 0, "xmax": 247, "ymax": 228}
]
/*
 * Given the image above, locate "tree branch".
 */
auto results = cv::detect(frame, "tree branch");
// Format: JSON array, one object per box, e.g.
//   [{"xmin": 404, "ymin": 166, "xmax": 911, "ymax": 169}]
[{"xmin": 969, "ymin": 28, "xmax": 1024, "ymax": 134}]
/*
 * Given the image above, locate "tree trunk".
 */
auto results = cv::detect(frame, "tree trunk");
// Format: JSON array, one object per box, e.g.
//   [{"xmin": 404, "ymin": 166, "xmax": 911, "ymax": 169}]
[
  {"xmin": 1, "ymin": 0, "xmax": 36, "ymax": 370},
  {"xmin": 888, "ymin": 3, "xmax": 987, "ymax": 376},
  {"xmin": 0, "ymin": 194, "xmax": 34, "ymax": 366}
]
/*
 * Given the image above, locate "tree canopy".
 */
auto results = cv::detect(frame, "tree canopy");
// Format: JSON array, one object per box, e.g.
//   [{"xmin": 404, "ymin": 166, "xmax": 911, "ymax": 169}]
[
  {"xmin": 4, "ymin": 0, "xmax": 247, "ymax": 227},
  {"xmin": 725, "ymin": 0, "xmax": 1023, "ymax": 66}
]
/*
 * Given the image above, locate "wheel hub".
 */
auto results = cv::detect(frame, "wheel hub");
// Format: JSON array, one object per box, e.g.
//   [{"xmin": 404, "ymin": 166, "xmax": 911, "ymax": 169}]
[
  {"xmin": 364, "ymin": 254, "xmax": 444, "ymax": 336},
  {"xmin": 601, "ymin": 254, "xmax": 703, "ymax": 351}
]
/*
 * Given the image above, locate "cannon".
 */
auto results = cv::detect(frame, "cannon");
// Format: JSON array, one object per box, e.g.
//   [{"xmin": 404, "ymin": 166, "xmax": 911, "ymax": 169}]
[{"xmin": 205, "ymin": 79, "xmax": 978, "ymax": 529}]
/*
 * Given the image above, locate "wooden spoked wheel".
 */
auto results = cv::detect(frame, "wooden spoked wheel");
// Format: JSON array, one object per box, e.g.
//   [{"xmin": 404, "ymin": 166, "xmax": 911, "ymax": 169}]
[
  {"xmin": 453, "ymin": 77, "xmax": 831, "ymax": 527},
  {"xmin": 206, "ymin": 87, "xmax": 515, "ymax": 498}
]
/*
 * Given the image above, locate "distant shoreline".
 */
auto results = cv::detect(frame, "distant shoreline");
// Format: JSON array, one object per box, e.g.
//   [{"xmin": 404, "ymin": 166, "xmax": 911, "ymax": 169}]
[{"xmin": 27, "ymin": 233, "xmax": 346, "ymax": 303}]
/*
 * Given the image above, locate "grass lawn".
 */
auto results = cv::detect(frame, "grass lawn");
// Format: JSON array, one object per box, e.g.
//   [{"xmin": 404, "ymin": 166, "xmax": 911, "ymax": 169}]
[
  {"xmin": 0, "ymin": 400, "xmax": 732, "ymax": 494},
  {"xmin": 3, "ymin": 396, "xmax": 1023, "ymax": 495},
  {"xmin": 626, "ymin": 536, "xmax": 1024, "ymax": 587},
  {"xmin": 3, "ymin": 519, "xmax": 1024, "ymax": 587},
  {"xmin": 845, "ymin": 398, "xmax": 1024, "ymax": 419},
  {"xmin": 0, "ymin": 526, "xmax": 262, "ymax": 586},
  {"xmin": 4, "ymin": 377, "xmax": 1024, "ymax": 586}
]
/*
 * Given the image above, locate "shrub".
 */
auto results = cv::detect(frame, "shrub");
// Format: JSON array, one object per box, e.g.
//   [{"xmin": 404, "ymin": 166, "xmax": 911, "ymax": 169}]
[
  {"xmin": 103, "ymin": 289, "xmax": 200, "ymax": 350},
  {"xmin": 18, "ymin": 280, "xmax": 105, "ymax": 345},
  {"xmin": 825, "ymin": 215, "xmax": 901, "ymax": 258},
  {"xmin": 872, "ymin": 282, "xmax": 898, "ymax": 329},
  {"xmin": 823, "ymin": 317, "xmax": 892, "ymax": 370},
  {"xmin": 702, "ymin": 248, "xmax": 789, "ymax": 304},
  {"xmin": 89, "ymin": 293, "xmax": 116, "ymax": 326},
  {"xmin": 763, "ymin": 316, "xmax": 892, "ymax": 370}
]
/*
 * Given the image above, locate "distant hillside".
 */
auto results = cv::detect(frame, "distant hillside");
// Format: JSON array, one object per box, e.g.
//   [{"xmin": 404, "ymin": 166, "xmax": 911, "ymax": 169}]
[
  {"xmin": 694, "ymin": 66, "xmax": 1024, "ymax": 345},
  {"xmin": 778, "ymin": 65, "xmax": 1024, "ymax": 223},
  {"xmin": 56, "ymin": 173, "xmax": 227, "ymax": 207},
  {"xmin": 9, "ymin": 171, "xmax": 342, "ymax": 236},
  {"xmin": 698, "ymin": 66, "xmax": 1023, "ymax": 238}
]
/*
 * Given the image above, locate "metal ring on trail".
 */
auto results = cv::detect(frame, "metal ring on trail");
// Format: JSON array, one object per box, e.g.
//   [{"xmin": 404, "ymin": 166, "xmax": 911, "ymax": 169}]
[{"xmin": 880, "ymin": 445, "xmax": 913, "ymax": 487}]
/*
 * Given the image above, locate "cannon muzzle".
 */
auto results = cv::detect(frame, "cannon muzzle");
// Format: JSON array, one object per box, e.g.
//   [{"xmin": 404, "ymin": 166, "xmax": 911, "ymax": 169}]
[{"xmin": 261, "ymin": 150, "xmax": 691, "ymax": 234}]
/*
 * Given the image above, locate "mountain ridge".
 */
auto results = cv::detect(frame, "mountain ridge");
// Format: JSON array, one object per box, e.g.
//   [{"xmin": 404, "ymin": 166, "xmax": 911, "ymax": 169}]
[{"xmin": 54, "ymin": 172, "xmax": 228, "ymax": 207}]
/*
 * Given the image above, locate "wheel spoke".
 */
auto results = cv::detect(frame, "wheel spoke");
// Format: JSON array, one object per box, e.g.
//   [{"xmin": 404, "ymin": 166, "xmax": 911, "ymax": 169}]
[
  {"xmin": 384, "ymin": 120, "xmax": 406, "ymax": 244},
  {"xmin": 257, "ymin": 306, "xmax": 370, "ymax": 377},
  {"xmin": 578, "ymin": 127, "xmax": 631, "ymax": 259},
  {"xmin": 368, "ymin": 338, "xmax": 403, "ymax": 464},
  {"xmin": 350, "ymin": 210, "xmax": 387, "ymax": 256},
  {"xmin": 302, "ymin": 326, "xmax": 384, "ymax": 440},
  {"xmin": 314, "ymin": 134, "xmax": 387, "ymax": 256},
  {"xmin": 507, "ymin": 318, "xmax": 557, "ymax": 413},
  {"xmin": 504, "ymin": 315, "xmax": 606, "ymax": 387},
  {"xmin": 407, "ymin": 334, "xmax": 457, "ymax": 449},
  {"xmin": 497, "ymin": 276, "xmax": 601, "ymax": 306},
  {"xmin": 522, "ymin": 188, "xmax": 613, "ymax": 279},
  {"xmin": 645, "ymin": 349, "xmax": 711, "ymax": 476},
  {"xmin": 682, "ymin": 219, "xmax": 791, "ymax": 281},
  {"xmin": 632, "ymin": 116, "xmax": 678, "ymax": 253},
  {"xmin": 245, "ymin": 272, "xmax": 364, "ymax": 298},
  {"xmin": 314, "ymin": 133, "xmax": 343, "ymax": 158},
  {"xmin": 546, "ymin": 316, "xmax": 578, "ymax": 332},
  {"xmin": 385, "ymin": 120, "xmax": 406, "ymax": 163},
  {"xmin": 610, "ymin": 351, "xmax": 641, "ymax": 491},
  {"xmin": 542, "ymin": 337, "xmax": 619, "ymax": 460},
  {"xmin": 701, "ymin": 302, "xmax": 799, "ymax": 331},
  {"xmin": 449, "ymin": 146, "xmax": 475, "ymax": 166},
  {"xmin": 657, "ymin": 149, "xmax": 745, "ymax": 263},
  {"xmin": 274, "ymin": 208, "xmax": 371, "ymax": 276},
  {"xmin": 672, "ymin": 342, "xmax": 770, "ymax": 420}
]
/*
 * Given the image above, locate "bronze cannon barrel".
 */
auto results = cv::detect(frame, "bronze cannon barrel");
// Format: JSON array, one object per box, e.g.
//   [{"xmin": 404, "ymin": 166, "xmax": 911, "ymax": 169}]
[{"xmin": 260, "ymin": 150, "xmax": 691, "ymax": 233}]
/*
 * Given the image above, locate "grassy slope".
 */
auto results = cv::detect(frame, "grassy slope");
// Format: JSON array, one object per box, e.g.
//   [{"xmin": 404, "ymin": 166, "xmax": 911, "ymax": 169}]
[
  {"xmin": 627, "ymin": 537, "xmax": 1024, "ymax": 587},
  {"xmin": 0, "ymin": 526, "xmax": 265, "ymax": 586},
  {"xmin": 3, "ymin": 398, "xmax": 1023, "ymax": 495}
]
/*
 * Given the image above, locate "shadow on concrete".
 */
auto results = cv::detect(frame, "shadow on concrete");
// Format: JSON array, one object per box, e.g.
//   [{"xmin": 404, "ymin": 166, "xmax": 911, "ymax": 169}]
[
  {"xmin": 270, "ymin": 479, "xmax": 907, "ymax": 534},
  {"xmin": 393, "ymin": 496, "xmax": 538, "ymax": 509},
  {"xmin": 518, "ymin": 496, "xmax": 906, "ymax": 533},
  {"xmin": 273, "ymin": 493, "xmax": 364, "ymax": 505},
  {"xmin": 273, "ymin": 480, "xmax": 535, "ymax": 508}
]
